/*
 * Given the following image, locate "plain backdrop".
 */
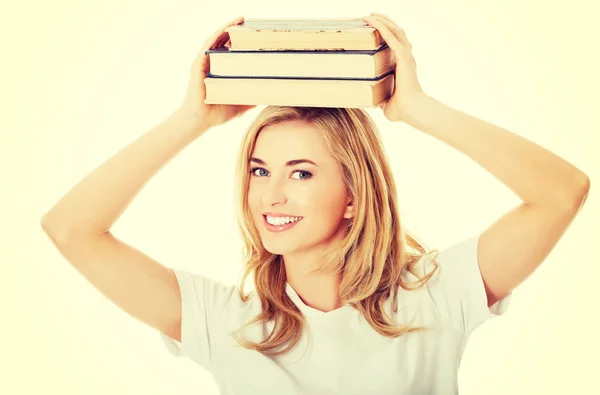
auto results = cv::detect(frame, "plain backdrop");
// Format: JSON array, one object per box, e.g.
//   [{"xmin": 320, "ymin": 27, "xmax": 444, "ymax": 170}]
[{"xmin": 2, "ymin": 0, "xmax": 598, "ymax": 394}]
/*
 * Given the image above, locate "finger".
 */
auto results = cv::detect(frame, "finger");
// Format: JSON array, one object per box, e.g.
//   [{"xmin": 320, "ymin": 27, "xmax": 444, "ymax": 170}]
[
  {"xmin": 369, "ymin": 12, "xmax": 398, "ymax": 28},
  {"xmin": 191, "ymin": 49, "xmax": 210, "ymax": 75},
  {"xmin": 214, "ymin": 35, "xmax": 230, "ymax": 49},
  {"xmin": 363, "ymin": 16, "xmax": 407, "ymax": 60},
  {"xmin": 371, "ymin": 12, "xmax": 412, "ymax": 49},
  {"xmin": 202, "ymin": 16, "xmax": 245, "ymax": 52},
  {"xmin": 195, "ymin": 16, "xmax": 244, "ymax": 73},
  {"xmin": 204, "ymin": 18, "xmax": 241, "ymax": 50},
  {"xmin": 369, "ymin": 12, "xmax": 407, "ymax": 38},
  {"xmin": 368, "ymin": 16, "xmax": 411, "ymax": 50},
  {"xmin": 380, "ymin": 19, "xmax": 411, "ymax": 51}
]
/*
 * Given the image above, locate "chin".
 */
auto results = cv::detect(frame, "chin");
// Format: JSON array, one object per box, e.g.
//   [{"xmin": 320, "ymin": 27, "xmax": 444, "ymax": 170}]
[{"xmin": 261, "ymin": 242, "xmax": 292, "ymax": 256}]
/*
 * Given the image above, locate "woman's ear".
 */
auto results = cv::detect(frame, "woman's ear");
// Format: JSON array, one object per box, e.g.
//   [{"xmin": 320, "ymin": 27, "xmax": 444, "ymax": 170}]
[{"xmin": 343, "ymin": 198, "xmax": 355, "ymax": 219}]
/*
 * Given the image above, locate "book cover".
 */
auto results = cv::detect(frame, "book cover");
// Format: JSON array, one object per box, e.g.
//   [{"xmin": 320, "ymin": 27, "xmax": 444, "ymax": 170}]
[
  {"xmin": 204, "ymin": 43, "xmax": 394, "ymax": 79},
  {"xmin": 206, "ymin": 69, "xmax": 394, "ymax": 81},
  {"xmin": 203, "ymin": 72, "xmax": 394, "ymax": 108},
  {"xmin": 228, "ymin": 17, "xmax": 376, "ymax": 32},
  {"xmin": 224, "ymin": 17, "xmax": 384, "ymax": 51},
  {"xmin": 206, "ymin": 43, "xmax": 389, "ymax": 55}
]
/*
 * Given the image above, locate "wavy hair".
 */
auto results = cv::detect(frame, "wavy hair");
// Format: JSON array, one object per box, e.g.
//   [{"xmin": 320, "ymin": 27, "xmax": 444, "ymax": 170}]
[{"xmin": 229, "ymin": 106, "xmax": 439, "ymax": 356}]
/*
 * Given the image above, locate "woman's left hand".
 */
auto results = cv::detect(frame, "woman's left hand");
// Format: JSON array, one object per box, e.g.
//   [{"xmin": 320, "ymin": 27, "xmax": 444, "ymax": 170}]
[{"xmin": 362, "ymin": 13, "xmax": 426, "ymax": 122}]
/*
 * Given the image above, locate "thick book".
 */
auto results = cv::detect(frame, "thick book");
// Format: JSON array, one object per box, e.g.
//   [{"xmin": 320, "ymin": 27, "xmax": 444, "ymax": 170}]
[
  {"xmin": 203, "ymin": 71, "xmax": 394, "ymax": 108},
  {"xmin": 224, "ymin": 18, "xmax": 384, "ymax": 51},
  {"xmin": 205, "ymin": 44, "xmax": 394, "ymax": 79}
]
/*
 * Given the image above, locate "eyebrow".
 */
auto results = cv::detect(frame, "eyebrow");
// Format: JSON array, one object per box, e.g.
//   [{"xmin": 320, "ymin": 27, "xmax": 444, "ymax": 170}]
[{"xmin": 250, "ymin": 157, "xmax": 318, "ymax": 167}]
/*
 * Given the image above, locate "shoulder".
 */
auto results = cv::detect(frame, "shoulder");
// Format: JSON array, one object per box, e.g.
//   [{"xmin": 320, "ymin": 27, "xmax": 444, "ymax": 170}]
[{"xmin": 171, "ymin": 269, "xmax": 262, "ymax": 322}]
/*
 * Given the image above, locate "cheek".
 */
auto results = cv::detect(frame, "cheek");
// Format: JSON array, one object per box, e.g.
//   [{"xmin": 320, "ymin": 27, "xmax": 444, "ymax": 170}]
[
  {"xmin": 247, "ymin": 191, "xmax": 262, "ymax": 220},
  {"xmin": 320, "ymin": 186, "xmax": 348, "ymax": 214},
  {"xmin": 308, "ymin": 193, "xmax": 348, "ymax": 228}
]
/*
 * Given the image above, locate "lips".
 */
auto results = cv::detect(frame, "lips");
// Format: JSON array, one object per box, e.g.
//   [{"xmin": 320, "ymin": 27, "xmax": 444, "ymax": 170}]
[
  {"xmin": 263, "ymin": 214, "xmax": 302, "ymax": 226},
  {"xmin": 263, "ymin": 212, "xmax": 301, "ymax": 218},
  {"xmin": 262, "ymin": 215, "xmax": 303, "ymax": 232}
]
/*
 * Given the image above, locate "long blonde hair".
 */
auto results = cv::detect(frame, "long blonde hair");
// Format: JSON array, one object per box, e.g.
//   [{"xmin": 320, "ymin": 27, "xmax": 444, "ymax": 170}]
[{"xmin": 230, "ymin": 106, "xmax": 439, "ymax": 356}]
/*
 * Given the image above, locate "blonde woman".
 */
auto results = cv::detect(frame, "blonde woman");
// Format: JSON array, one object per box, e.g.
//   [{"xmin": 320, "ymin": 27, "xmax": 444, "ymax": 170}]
[{"xmin": 41, "ymin": 13, "xmax": 589, "ymax": 395}]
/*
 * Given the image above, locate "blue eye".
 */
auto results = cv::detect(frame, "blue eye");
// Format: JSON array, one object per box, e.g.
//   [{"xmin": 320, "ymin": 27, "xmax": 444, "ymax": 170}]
[
  {"xmin": 250, "ymin": 167, "xmax": 269, "ymax": 177},
  {"xmin": 249, "ymin": 167, "xmax": 312, "ymax": 180}
]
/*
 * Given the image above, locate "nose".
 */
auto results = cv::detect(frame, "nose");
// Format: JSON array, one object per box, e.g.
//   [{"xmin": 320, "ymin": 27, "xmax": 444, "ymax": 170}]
[{"xmin": 261, "ymin": 175, "xmax": 288, "ymax": 206}]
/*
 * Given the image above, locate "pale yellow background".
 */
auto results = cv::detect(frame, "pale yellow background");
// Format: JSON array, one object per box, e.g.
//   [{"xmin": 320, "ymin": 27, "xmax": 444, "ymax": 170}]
[{"xmin": 3, "ymin": 0, "xmax": 598, "ymax": 394}]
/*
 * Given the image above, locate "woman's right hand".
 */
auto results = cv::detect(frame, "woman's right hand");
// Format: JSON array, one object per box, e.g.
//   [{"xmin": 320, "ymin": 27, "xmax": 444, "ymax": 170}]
[{"xmin": 179, "ymin": 16, "xmax": 256, "ymax": 129}]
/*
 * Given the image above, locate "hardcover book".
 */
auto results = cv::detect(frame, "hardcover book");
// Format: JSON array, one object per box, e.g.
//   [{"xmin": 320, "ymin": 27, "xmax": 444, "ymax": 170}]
[
  {"xmin": 224, "ymin": 18, "xmax": 384, "ymax": 51},
  {"xmin": 205, "ymin": 44, "xmax": 394, "ymax": 79},
  {"xmin": 203, "ymin": 71, "xmax": 394, "ymax": 108}
]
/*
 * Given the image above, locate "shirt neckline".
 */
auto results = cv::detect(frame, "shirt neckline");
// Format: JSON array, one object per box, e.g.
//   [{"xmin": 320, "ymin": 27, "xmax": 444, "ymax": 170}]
[{"xmin": 285, "ymin": 281, "xmax": 355, "ymax": 319}]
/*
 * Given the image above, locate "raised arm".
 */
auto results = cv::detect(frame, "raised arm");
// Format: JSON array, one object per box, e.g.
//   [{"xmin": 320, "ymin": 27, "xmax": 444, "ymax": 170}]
[
  {"xmin": 40, "ymin": 16, "xmax": 254, "ymax": 342},
  {"xmin": 41, "ymin": 109, "xmax": 208, "ymax": 341}
]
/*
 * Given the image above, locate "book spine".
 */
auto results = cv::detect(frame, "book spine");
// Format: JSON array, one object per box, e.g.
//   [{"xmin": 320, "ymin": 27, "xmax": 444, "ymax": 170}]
[{"xmin": 206, "ymin": 70, "xmax": 394, "ymax": 81}]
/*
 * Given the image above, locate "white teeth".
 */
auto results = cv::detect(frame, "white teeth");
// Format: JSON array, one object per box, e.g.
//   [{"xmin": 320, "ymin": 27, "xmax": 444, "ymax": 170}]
[{"xmin": 266, "ymin": 216, "xmax": 302, "ymax": 226}]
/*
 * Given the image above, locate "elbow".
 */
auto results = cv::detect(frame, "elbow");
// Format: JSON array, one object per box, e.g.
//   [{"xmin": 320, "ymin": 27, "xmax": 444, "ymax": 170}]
[
  {"xmin": 41, "ymin": 215, "xmax": 71, "ymax": 245},
  {"xmin": 580, "ymin": 173, "xmax": 590, "ymax": 194},
  {"xmin": 41, "ymin": 215, "xmax": 108, "ymax": 245},
  {"xmin": 575, "ymin": 172, "xmax": 590, "ymax": 201},
  {"xmin": 564, "ymin": 172, "xmax": 590, "ymax": 212},
  {"xmin": 40, "ymin": 214, "xmax": 83, "ymax": 246},
  {"xmin": 40, "ymin": 212, "xmax": 61, "ymax": 234},
  {"xmin": 40, "ymin": 214, "xmax": 54, "ymax": 234},
  {"xmin": 539, "ymin": 172, "xmax": 590, "ymax": 213}
]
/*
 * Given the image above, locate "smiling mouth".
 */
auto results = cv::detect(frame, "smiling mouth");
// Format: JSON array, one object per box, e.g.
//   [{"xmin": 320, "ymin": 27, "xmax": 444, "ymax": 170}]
[{"xmin": 262, "ymin": 215, "xmax": 303, "ymax": 231}]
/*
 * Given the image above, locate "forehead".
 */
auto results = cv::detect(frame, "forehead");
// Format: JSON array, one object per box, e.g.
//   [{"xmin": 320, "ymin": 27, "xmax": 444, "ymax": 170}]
[{"xmin": 251, "ymin": 121, "xmax": 332, "ymax": 161}]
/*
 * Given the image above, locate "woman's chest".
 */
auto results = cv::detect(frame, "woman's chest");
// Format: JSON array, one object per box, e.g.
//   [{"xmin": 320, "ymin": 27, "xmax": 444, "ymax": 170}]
[{"xmin": 209, "ymin": 316, "xmax": 453, "ymax": 395}]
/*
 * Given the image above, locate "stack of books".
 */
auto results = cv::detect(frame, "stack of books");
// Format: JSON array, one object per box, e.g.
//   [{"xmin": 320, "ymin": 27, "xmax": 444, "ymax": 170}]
[{"xmin": 203, "ymin": 18, "xmax": 396, "ymax": 108}]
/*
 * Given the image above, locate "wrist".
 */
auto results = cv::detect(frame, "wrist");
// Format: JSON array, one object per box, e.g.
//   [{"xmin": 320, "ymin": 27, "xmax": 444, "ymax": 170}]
[
  {"xmin": 398, "ymin": 92, "xmax": 434, "ymax": 124},
  {"xmin": 171, "ymin": 107, "xmax": 212, "ymax": 136}
]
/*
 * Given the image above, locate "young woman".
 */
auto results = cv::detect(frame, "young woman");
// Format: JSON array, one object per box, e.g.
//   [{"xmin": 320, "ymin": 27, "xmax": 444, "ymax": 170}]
[{"xmin": 41, "ymin": 13, "xmax": 589, "ymax": 395}]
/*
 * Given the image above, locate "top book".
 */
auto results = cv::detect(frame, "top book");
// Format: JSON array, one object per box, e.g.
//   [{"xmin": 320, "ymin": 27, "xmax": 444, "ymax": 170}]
[{"xmin": 225, "ymin": 18, "xmax": 385, "ymax": 51}]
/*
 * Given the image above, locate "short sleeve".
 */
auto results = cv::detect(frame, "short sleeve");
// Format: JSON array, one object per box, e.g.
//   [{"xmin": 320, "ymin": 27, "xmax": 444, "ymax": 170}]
[
  {"xmin": 424, "ymin": 233, "xmax": 511, "ymax": 336},
  {"xmin": 159, "ymin": 268, "xmax": 237, "ymax": 370}
]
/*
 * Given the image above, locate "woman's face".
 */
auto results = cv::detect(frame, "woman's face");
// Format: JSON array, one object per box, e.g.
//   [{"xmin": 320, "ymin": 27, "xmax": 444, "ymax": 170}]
[{"xmin": 247, "ymin": 121, "xmax": 354, "ymax": 258}]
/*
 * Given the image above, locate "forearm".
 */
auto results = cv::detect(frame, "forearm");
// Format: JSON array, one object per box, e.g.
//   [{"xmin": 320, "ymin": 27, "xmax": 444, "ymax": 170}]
[
  {"xmin": 41, "ymin": 109, "xmax": 208, "ymax": 240},
  {"xmin": 401, "ymin": 94, "xmax": 590, "ymax": 208}
]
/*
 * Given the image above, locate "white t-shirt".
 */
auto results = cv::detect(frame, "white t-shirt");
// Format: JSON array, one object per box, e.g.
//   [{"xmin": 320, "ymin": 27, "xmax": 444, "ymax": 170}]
[{"xmin": 159, "ymin": 233, "xmax": 511, "ymax": 394}]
